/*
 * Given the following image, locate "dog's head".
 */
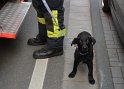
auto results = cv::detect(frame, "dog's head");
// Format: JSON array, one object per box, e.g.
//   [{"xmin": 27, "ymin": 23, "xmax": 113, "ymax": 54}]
[{"xmin": 71, "ymin": 32, "xmax": 96, "ymax": 53}]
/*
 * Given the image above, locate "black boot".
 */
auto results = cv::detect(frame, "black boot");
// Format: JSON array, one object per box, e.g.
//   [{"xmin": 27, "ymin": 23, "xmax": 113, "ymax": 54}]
[
  {"xmin": 33, "ymin": 37, "xmax": 64, "ymax": 59},
  {"xmin": 27, "ymin": 34, "xmax": 47, "ymax": 46},
  {"xmin": 33, "ymin": 47, "xmax": 63, "ymax": 59}
]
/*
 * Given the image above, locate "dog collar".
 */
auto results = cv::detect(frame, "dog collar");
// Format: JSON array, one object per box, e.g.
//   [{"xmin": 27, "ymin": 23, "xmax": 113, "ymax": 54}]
[
  {"xmin": 76, "ymin": 47, "xmax": 89, "ymax": 55},
  {"xmin": 79, "ymin": 51, "xmax": 89, "ymax": 55}
]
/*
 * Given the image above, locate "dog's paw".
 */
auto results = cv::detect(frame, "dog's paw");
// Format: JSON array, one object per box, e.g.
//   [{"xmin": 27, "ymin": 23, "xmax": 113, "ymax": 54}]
[
  {"xmin": 68, "ymin": 72, "xmax": 76, "ymax": 78},
  {"xmin": 89, "ymin": 79, "xmax": 95, "ymax": 85},
  {"xmin": 88, "ymin": 76, "xmax": 95, "ymax": 85}
]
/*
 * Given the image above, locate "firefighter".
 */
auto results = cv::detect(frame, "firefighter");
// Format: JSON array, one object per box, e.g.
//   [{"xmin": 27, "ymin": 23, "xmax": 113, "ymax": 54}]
[{"xmin": 27, "ymin": 0, "xmax": 66, "ymax": 59}]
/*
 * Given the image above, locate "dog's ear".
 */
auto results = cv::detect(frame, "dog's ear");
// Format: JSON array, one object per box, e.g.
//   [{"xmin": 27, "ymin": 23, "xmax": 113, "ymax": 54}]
[
  {"xmin": 71, "ymin": 37, "xmax": 79, "ymax": 46},
  {"xmin": 89, "ymin": 36, "xmax": 96, "ymax": 45}
]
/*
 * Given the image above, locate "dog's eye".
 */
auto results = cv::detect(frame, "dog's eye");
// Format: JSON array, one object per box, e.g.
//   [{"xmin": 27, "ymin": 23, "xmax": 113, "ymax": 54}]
[
  {"xmin": 79, "ymin": 40, "xmax": 83, "ymax": 44},
  {"xmin": 79, "ymin": 40, "xmax": 82, "ymax": 43},
  {"xmin": 86, "ymin": 39, "xmax": 89, "ymax": 44}
]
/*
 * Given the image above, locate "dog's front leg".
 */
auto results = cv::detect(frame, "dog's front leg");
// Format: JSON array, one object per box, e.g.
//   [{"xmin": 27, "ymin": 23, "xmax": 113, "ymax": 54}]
[
  {"xmin": 87, "ymin": 61, "xmax": 95, "ymax": 84},
  {"xmin": 68, "ymin": 59, "xmax": 80, "ymax": 78}
]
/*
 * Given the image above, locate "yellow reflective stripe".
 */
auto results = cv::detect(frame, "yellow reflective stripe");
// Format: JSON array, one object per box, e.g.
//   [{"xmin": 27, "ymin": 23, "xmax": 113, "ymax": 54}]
[
  {"xmin": 47, "ymin": 28, "xmax": 66, "ymax": 38},
  {"xmin": 52, "ymin": 10, "xmax": 59, "ymax": 32},
  {"xmin": 37, "ymin": 17, "xmax": 46, "ymax": 24},
  {"xmin": 47, "ymin": 10, "xmax": 66, "ymax": 38},
  {"xmin": 52, "ymin": 10, "xmax": 58, "ymax": 18}
]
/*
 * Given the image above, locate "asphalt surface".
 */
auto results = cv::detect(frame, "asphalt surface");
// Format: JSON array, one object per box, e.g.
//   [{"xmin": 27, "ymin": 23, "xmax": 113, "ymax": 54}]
[{"xmin": 0, "ymin": 5, "xmax": 39, "ymax": 89}]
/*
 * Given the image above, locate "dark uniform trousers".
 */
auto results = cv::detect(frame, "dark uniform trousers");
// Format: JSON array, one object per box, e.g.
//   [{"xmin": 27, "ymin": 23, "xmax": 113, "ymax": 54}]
[{"xmin": 32, "ymin": 0, "xmax": 66, "ymax": 49}]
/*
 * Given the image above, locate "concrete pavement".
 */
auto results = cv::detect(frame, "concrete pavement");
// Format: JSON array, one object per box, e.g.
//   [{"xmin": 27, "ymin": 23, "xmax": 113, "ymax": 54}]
[{"xmin": 63, "ymin": 0, "xmax": 98, "ymax": 89}]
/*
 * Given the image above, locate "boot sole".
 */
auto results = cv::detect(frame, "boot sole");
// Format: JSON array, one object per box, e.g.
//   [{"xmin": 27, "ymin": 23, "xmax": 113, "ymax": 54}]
[{"xmin": 33, "ymin": 51, "xmax": 63, "ymax": 59}]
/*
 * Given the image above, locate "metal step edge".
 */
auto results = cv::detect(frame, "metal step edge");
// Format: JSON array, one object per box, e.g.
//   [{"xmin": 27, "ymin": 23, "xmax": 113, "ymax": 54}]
[{"xmin": 0, "ymin": 2, "xmax": 31, "ymax": 38}]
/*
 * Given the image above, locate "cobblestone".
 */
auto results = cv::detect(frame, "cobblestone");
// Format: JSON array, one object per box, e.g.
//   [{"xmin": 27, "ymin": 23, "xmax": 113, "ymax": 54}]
[{"xmin": 99, "ymin": 0, "xmax": 124, "ymax": 88}]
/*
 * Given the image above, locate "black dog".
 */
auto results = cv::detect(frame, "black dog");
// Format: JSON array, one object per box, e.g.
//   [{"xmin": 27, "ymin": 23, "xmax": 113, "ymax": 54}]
[{"xmin": 68, "ymin": 31, "xmax": 96, "ymax": 84}]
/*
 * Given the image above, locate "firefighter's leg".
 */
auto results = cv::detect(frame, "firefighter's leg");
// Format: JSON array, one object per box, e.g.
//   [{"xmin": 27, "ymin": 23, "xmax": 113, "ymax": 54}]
[
  {"xmin": 33, "ymin": 7, "xmax": 66, "ymax": 59},
  {"xmin": 28, "ymin": 0, "xmax": 47, "ymax": 46},
  {"xmin": 27, "ymin": 13, "xmax": 47, "ymax": 46},
  {"xmin": 46, "ymin": 9, "xmax": 66, "ymax": 49}
]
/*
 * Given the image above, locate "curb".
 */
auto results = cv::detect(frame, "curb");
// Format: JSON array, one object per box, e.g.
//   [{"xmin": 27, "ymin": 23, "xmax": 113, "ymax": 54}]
[{"xmin": 90, "ymin": 0, "xmax": 114, "ymax": 89}]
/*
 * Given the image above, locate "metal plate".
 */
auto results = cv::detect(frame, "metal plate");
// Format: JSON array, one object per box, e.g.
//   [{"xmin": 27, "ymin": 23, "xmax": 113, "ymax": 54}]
[{"xmin": 0, "ymin": 2, "xmax": 31, "ymax": 38}]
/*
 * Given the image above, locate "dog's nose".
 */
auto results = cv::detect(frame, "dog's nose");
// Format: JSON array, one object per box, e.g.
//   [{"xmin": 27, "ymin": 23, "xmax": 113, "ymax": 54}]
[{"xmin": 83, "ymin": 45, "xmax": 87, "ymax": 49}]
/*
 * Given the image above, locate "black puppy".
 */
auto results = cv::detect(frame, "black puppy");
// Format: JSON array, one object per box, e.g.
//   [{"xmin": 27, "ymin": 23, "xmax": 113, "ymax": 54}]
[{"xmin": 68, "ymin": 31, "xmax": 96, "ymax": 84}]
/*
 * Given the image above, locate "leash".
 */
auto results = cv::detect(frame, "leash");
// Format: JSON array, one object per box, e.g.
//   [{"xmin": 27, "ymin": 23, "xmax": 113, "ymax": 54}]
[{"xmin": 42, "ymin": 0, "xmax": 59, "ymax": 26}]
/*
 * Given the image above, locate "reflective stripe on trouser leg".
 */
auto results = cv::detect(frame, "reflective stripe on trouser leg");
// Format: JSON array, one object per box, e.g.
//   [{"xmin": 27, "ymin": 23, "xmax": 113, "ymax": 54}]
[
  {"xmin": 47, "ymin": 10, "xmax": 66, "ymax": 38},
  {"xmin": 37, "ymin": 17, "xmax": 46, "ymax": 24},
  {"xmin": 37, "ymin": 16, "xmax": 47, "ymax": 39}
]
